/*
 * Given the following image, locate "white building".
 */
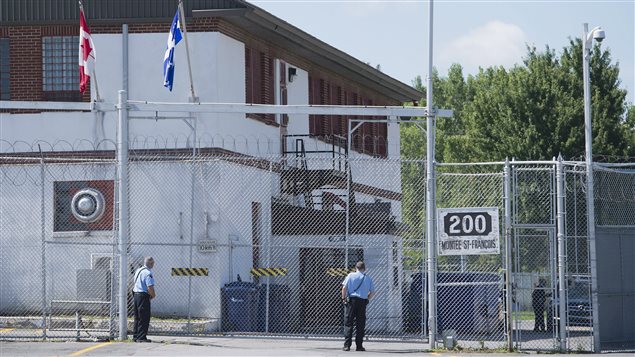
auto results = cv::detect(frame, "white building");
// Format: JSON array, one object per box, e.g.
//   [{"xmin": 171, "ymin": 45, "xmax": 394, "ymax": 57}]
[{"xmin": 0, "ymin": 0, "xmax": 422, "ymax": 335}]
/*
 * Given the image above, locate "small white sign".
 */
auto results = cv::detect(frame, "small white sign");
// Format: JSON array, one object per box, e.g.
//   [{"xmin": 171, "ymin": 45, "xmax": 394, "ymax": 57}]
[
  {"xmin": 198, "ymin": 240, "xmax": 217, "ymax": 253},
  {"xmin": 437, "ymin": 207, "xmax": 500, "ymax": 256}
]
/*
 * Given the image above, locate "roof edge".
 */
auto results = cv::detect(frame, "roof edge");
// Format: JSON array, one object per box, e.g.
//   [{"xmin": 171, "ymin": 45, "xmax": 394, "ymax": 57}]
[{"xmin": 227, "ymin": 1, "xmax": 423, "ymax": 102}]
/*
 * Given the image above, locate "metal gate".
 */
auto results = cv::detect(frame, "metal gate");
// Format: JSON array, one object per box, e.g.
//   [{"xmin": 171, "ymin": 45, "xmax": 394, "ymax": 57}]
[{"xmin": 510, "ymin": 164, "xmax": 559, "ymax": 350}]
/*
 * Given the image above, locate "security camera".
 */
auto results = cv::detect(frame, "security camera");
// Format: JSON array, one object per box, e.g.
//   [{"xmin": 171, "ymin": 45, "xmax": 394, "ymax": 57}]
[{"xmin": 593, "ymin": 28, "xmax": 605, "ymax": 42}]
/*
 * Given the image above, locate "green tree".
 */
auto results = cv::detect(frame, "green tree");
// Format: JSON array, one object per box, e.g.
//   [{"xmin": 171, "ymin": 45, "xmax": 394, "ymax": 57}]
[
  {"xmin": 625, "ymin": 105, "xmax": 635, "ymax": 154},
  {"xmin": 404, "ymin": 39, "xmax": 633, "ymax": 162}
]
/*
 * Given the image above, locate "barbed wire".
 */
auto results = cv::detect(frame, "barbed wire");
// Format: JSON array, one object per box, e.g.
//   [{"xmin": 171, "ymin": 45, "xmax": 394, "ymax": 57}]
[{"xmin": 0, "ymin": 134, "xmax": 404, "ymax": 157}]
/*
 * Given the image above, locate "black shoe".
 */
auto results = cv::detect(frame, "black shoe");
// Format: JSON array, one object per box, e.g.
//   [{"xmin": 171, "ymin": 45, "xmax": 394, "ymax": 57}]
[
  {"xmin": 343, "ymin": 346, "xmax": 350, "ymax": 351},
  {"xmin": 136, "ymin": 338, "xmax": 151, "ymax": 343},
  {"xmin": 356, "ymin": 347, "xmax": 366, "ymax": 351}
]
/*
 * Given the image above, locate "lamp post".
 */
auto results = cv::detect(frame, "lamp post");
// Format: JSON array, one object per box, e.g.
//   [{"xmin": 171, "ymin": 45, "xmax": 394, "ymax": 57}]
[{"xmin": 582, "ymin": 23, "xmax": 604, "ymax": 353}]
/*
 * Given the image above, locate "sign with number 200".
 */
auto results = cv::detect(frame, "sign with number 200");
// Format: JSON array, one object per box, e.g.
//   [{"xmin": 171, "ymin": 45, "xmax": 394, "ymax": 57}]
[{"xmin": 437, "ymin": 207, "xmax": 499, "ymax": 256}]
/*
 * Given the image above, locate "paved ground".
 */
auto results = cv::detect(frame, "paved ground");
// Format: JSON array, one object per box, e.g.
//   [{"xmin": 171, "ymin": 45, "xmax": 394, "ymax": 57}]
[{"xmin": 1, "ymin": 336, "xmax": 634, "ymax": 357}]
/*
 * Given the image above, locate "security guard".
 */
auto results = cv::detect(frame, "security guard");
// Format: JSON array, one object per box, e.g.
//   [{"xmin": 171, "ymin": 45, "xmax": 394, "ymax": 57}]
[
  {"xmin": 132, "ymin": 256, "xmax": 156, "ymax": 342},
  {"xmin": 341, "ymin": 261, "xmax": 375, "ymax": 352}
]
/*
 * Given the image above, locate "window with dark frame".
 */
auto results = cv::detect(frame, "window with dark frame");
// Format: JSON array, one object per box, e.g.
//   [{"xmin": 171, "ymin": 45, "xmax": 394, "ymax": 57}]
[
  {"xmin": 245, "ymin": 46, "xmax": 275, "ymax": 124},
  {"xmin": 42, "ymin": 36, "xmax": 81, "ymax": 101},
  {"xmin": 0, "ymin": 38, "xmax": 9, "ymax": 100}
]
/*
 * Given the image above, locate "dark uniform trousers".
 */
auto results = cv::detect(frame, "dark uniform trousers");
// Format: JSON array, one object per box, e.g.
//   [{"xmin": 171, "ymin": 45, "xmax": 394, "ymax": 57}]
[
  {"xmin": 133, "ymin": 292, "xmax": 151, "ymax": 340},
  {"xmin": 344, "ymin": 297, "xmax": 368, "ymax": 348}
]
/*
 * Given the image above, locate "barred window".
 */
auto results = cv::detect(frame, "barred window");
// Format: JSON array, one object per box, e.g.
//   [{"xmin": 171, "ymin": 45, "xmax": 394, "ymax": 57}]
[
  {"xmin": 42, "ymin": 36, "xmax": 81, "ymax": 100},
  {"xmin": 0, "ymin": 38, "xmax": 9, "ymax": 100}
]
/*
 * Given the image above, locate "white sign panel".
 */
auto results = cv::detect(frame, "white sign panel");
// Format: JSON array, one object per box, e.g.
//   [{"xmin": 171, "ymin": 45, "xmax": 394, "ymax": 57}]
[
  {"xmin": 437, "ymin": 207, "xmax": 500, "ymax": 256},
  {"xmin": 198, "ymin": 240, "xmax": 217, "ymax": 253}
]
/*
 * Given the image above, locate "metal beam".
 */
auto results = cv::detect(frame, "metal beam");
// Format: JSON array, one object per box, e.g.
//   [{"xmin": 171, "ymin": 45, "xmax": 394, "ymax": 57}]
[
  {"xmin": 1, "ymin": 100, "xmax": 445, "ymax": 119},
  {"xmin": 126, "ymin": 102, "xmax": 430, "ymax": 117},
  {"xmin": 0, "ymin": 100, "xmax": 115, "ymax": 112}
]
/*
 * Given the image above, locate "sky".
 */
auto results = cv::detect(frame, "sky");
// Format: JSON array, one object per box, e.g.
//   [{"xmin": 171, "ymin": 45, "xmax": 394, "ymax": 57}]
[{"xmin": 251, "ymin": 0, "xmax": 635, "ymax": 104}]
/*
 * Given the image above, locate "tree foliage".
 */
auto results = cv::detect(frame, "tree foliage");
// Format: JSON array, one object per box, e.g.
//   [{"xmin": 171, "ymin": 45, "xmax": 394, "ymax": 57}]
[
  {"xmin": 404, "ymin": 39, "xmax": 634, "ymax": 162},
  {"xmin": 399, "ymin": 40, "xmax": 634, "ymax": 272}
]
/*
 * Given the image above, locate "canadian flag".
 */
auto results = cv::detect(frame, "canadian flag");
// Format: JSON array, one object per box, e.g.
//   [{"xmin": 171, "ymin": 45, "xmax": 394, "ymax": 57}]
[{"xmin": 79, "ymin": 7, "xmax": 95, "ymax": 94}]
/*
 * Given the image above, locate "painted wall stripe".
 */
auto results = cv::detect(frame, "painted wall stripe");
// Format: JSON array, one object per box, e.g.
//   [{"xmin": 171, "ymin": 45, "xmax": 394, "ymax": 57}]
[
  {"xmin": 250, "ymin": 267, "xmax": 288, "ymax": 276},
  {"xmin": 171, "ymin": 268, "xmax": 209, "ymax": 276}
]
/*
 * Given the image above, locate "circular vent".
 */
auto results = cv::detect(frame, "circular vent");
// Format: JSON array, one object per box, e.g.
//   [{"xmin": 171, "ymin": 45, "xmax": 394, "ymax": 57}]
[{"xmin": 71, "ymin": 188, "xmax": 105, "ymax": 223}]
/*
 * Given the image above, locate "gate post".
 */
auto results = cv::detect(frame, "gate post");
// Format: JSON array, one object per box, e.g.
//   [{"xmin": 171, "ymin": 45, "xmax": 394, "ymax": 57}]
[
  {"xmin": 555, "ymin": 155, "xmax": 567, "ymax": 350},
  {"xmin": 117, "ymin": 89, "xmax": 130, "ymax": 341},
  {"xmin": 503, "ymin": 158, "xmax": 513, "ymax": 351}
]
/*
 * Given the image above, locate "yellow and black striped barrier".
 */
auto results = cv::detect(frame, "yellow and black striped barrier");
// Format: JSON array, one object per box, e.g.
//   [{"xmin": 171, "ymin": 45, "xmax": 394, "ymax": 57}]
[
  {"xmin": 171, "ymin": 267, "xmax": 209, "ymax": 276},
  {"xmin": 326, "ymin": 268, "xmax": 355, "ymax": 277},
  {"xmin": 250, "ymin": 267, "xmax": 288, "ymax": 277}
]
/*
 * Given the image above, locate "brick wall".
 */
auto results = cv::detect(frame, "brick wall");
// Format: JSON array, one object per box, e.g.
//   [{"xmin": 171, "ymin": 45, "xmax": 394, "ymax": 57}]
[{"xmin": 7, "ymin": 26, "xmax": 42, "ymax": 101}]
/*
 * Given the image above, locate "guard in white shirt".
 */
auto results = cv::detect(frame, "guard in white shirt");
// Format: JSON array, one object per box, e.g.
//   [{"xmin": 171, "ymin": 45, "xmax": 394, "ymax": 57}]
[
  {"xmin": 341, "ymin": 261, "xmax": 375, "ymax": 351},
  {"xmin": 132, "ymin": 256, "xmax": 156, "ymax": 342}
]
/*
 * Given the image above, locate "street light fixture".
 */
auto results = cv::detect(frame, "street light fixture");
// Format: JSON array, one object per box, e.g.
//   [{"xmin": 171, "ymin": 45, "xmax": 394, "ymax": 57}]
[{"xmin": 582, "ymin": 22, "xmax": 603, "ymax": 353}]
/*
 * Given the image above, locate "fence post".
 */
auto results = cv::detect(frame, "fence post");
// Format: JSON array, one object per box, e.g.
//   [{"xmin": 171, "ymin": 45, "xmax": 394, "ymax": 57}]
[
  {"xmin": 503, "ymin": 158, "xmax": 513, "ymax": 351},
  {"xmin": 345, "ymin": 121, "xmax": 351, "ymax": 270},
  {"xmin": 39, "ymin": 149, "xmax": 47, "ymax": 340},
  {"xmin": 425, "ymin": 125, "xmax": 437, "ymax": 348},
  {"xmin": 556, "ymin": 155, "xmax": 567, "ymax": 350},
  {"xmin": 186, "ymin": 123, "xmax": 197, "ymax": 334},
  {"xmin": 117, "ymin": 89, "xmax": 130, "ymax": 341},
  {"xmin": 265, "ymin": 161, "xmax": 273, "ymax": 333}
]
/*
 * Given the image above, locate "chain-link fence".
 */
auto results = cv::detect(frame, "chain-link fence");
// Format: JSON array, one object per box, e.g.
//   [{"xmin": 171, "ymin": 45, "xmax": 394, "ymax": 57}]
[
  {"xmin": 0, "ymin": 154, "xmax": 117, "ymax": 341},
  {"xmin": 1, "ymin": 144, "xmax": 633, "ymax": 351}
]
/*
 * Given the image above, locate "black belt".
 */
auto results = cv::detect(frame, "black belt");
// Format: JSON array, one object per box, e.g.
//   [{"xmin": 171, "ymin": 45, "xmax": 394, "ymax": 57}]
[
  {"xmin": 133, "ymin": 291, "xmax": 149, "ymax": 295},
  {"xmin": 349, "ymin": 296, "xmax": 368, "ymax": 301}
]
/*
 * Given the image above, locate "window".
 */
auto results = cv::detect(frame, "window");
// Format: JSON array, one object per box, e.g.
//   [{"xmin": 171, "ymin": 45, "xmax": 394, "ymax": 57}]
[
  {"xmin": 309, "ymin": 76, "xmax": 388, "ymax": 157},
  {"xmin": 245, "ymin": 46, "xmax": 275, "ymax": 124},
  {"xmin": 0, "ymin": 38, "xmax": 9, "ymax": 100},
  {"xmin": 42, "ymin": 36, "xmax": 81, "ymax": 101}
]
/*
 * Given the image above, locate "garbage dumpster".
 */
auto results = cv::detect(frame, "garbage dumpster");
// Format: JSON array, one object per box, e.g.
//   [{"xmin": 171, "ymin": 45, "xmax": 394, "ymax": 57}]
[
  {"xmin": 259, "ymin": 284, "xmax": 291, "ymax": 333},
  {"xmin": 221, "ymin": 281, "xmax": 261, "ymax": 332},
  {"xmin": 403, "ymin": 272, "xmax": 426, "ymax": 333},
  {"xmin": 403, "ymin": 272, "xmax": 502, "ymax": 334},
  {"xmin": 437, "ymin": 272, "xmax": 502, "ymax": 334}
]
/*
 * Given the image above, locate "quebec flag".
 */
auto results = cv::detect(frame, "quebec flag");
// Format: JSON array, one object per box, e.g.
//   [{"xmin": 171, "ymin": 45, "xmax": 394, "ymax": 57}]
[{"xmin": 163, "ymin": 9, "xmax": 183, "ymax": 91}]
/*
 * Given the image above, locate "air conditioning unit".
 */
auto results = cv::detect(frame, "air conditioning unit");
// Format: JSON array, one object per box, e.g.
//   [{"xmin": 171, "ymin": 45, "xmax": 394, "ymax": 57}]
[
  {"xmin": 76, "ymin": 269, "xmax": 111, "ymax": 302},
  {"xmin": 91, "ymin": 254, "xmax": 113, "ymax": 270}
]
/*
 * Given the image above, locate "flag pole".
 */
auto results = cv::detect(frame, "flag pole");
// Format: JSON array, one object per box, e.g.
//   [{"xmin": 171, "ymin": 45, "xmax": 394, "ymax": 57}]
[
  {"xmin": 79, "ymin": 1, "xmax": 101, "ymax": 101},
  {"xmin": 92, "ymin": 64, "xmax": 102, "ymax": 101},
  {"xmin": 178, "ymin": 0, "xmax": 197, "ymax": 102}
]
